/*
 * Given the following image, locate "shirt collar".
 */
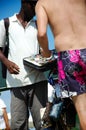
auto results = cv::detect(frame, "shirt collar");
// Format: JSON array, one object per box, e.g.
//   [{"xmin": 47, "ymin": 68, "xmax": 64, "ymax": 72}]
[
  {"xmin": 10, "ymin": 13, "xmax": 34, "ymax": 25},
  {"xmin": 10, "ymin": 13, "xmax": 18, "ymax": 22}
]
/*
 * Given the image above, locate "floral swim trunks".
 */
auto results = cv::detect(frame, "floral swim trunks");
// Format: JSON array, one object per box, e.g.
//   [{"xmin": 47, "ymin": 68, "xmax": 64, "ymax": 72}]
[{"xmin": 57, "ymin": 49, "xmax": 86, "ymax": 98}]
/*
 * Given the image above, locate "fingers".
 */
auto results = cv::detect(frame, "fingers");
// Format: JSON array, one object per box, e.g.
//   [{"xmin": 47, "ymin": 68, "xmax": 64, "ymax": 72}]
[
  {"xmin": 9, "ymin": 64, "xmax": 20, "ymax": 74},
  {"xmin": 13, "ymin": 67, "xmax": 20, "ymax": 74}
]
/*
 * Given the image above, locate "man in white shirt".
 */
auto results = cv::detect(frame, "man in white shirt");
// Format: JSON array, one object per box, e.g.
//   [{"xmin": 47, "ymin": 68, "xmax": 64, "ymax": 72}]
[{"xmin": 0, "ymin": 0, "xmax": 48, "ymax": 129}]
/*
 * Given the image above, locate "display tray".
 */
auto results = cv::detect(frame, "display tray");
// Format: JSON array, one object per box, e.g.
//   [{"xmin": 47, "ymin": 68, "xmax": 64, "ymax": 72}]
[{"xmin": 23, "ymin": 50, "xmax": 57, "ymax": 71}]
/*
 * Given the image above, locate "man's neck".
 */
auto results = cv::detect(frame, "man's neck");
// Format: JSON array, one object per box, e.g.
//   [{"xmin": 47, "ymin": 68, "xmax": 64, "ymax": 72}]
[{"xmin": 16, "ymin": 13, "xmax": 28, "ymax": 28}]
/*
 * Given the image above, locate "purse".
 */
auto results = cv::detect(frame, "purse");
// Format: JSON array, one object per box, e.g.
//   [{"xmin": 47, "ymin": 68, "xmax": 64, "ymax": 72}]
[{"xmin": 49, "ymin": 100, "xmax": 64, "ymax": 121}]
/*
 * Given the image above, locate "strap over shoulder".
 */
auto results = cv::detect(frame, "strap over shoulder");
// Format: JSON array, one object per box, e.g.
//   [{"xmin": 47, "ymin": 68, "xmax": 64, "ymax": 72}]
[
  {"xmin": 1, "ymin": 18, "xmax": 10, "ymax": 79},
  {"xmin": 4, "ymin": 18, "xmax": 9, "ymax": 38}
]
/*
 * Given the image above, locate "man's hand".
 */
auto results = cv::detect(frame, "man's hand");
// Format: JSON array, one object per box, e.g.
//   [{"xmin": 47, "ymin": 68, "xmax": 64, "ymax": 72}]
[
  {"xmin": 4, "ymin": 59, "xmax": 20, "ymax": 74},
  {"xmin": 40, "ymin": 48, "xmax": 52, "ymax": 58},
  {"xmin": 0, "ymin": 50, "xmax": 20, "ymax": 74}
]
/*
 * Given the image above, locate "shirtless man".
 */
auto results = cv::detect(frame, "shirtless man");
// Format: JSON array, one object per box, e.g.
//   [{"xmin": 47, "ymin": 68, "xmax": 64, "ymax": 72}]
[{"xmin": 35, "ymin": 0, "xmax": 86, "ymax": 130}]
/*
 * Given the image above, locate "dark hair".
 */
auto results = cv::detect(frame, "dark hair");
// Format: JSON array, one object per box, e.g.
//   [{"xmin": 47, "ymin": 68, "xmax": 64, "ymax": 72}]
[{"xmin": 22, "ymin": 0, "xmax": 37, "ymax": 7}]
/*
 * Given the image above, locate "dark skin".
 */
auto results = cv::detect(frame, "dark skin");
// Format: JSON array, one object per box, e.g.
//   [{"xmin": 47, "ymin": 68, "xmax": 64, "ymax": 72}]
[
  {"xmin": 17, "ymin": 1, "xmax": 36, "ymax": 28},
  {"xmin": 0, "ymin": 1, "xmax": 36, "ymax": 74}
]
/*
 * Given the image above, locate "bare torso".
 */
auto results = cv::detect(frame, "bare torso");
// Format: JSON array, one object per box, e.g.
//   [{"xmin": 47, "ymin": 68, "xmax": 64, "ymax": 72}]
[{"xmin": 40, "ymin": 0, "xmax": 86, "ymax": 52}]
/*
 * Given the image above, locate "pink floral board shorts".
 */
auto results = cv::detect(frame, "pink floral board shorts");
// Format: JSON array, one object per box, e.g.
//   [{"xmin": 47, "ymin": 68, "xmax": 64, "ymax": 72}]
[{"xmin": 57, "ymin": 49, "xmax": 86, "ymax": 98}]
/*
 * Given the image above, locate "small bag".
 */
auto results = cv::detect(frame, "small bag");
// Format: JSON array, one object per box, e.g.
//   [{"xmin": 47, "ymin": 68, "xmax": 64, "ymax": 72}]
[
  {"xmin": 49, "ymin": 100, "xmax": 63, "ymax": 121},
  {"xmin": 64, "ymin": 98, "xmax": 76, "ymax": 127}
]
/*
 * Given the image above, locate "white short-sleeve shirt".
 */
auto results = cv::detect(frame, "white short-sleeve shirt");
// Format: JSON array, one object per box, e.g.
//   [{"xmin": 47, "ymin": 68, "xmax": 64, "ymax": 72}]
[
  {"xmin": 0, "ymin": 98, "xmax": 6, "ymax": 129},
  {"xmin": 0, "ymin": 14, "xmax": 46, "ymax": 88}
]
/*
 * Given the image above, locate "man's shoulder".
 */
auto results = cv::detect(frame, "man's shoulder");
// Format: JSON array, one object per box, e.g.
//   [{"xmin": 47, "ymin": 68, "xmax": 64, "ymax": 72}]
[
  {"xmin": 0, "ymin": 19, "xmax": 4, "ymax": 25},
  {"xmin": 3, "ymin": 14, "xmax": 17, "ymax": 24},
  {"xmin": 0, "ymin": 14, "xmax": 17, "ymax": 24}
]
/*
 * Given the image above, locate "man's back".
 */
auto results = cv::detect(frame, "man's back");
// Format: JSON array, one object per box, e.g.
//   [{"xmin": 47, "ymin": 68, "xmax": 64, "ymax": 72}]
[
  {"xmin": 36, "ymin": 1, "xmax": 86, "ymax": 130},
  {"xmin": 36, "ymin": 0, "xmax": 86, "ymax": 51}
]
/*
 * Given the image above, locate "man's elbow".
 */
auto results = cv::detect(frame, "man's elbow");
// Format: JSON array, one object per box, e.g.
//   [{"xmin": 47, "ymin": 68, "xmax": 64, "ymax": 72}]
[{"xmin": 37, "ymin": 31, "xmax": 47, "ymax": 39}]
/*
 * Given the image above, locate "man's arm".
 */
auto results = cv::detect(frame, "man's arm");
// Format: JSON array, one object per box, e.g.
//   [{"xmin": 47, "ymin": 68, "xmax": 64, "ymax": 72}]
[
  {"xmin": 0, "ymin": 50, "xmax": 20, "ymax": 74},
  {"xmin": 35, "ymin": 2, "xmax": 51, "ymax": 58},
  {"xmin": 3, "ymin": 108, "xmax": 11, "ymax": 130},
  {"xmin": 0, "ymin": 20, "xmax": 20, "ymax": 74}
]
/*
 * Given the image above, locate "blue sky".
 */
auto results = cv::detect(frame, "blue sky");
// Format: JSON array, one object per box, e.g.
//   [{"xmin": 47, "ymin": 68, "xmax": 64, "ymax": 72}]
[{"xmin": 0, "ymin": 0, "xmax": 20, "ymax": 19}]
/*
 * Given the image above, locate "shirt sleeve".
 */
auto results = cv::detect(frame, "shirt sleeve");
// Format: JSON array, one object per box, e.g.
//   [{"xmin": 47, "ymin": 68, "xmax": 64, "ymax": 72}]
[
  {"xmin": 0, "ymin": 19, "xmax": 6, "ymax": 48},
  {"xmin": 0, "ymin": 99, "xmax": 6, "ymax": 109}
]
